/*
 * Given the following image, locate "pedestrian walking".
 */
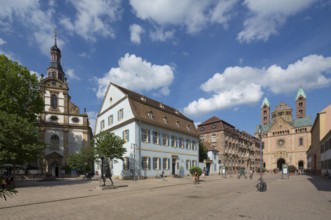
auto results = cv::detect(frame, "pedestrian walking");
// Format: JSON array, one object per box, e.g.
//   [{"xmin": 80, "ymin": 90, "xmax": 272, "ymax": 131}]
[
  {"xmin": 161, "ymin": 170, "xmax": 165, "ymax": 181},
  {"xmin": 193, "ymin": 171, "xmax": 199, "ymax": 184}
]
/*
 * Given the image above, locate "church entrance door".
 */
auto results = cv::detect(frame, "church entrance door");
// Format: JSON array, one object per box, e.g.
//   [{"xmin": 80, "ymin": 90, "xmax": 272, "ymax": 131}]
[{"xmin": 277, "ymin": 158, "xmax": 286, "ymax": 171}]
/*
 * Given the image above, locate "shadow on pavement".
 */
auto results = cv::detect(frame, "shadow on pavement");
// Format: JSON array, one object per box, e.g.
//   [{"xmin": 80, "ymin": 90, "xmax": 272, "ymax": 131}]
[
  {"xmin": 14, "ymin": 178, "xmax": 98, "ymax": 188},
  {"xmin": 307, "ymin": 175, "xmax": 331, "ymax": 192}
]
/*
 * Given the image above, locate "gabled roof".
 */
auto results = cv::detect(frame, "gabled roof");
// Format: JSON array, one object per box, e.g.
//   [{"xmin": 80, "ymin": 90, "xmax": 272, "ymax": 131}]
[
  {"xmin": 111, "ymin": 83, "xmax": 198, "ymax": 137},
  {"xmin": 200, "ymin": 116, "xmax": 221, "ymax": 125},
  {"xmin": 114, "ymin": 83, "xmax": 192, "ymax": 121}
]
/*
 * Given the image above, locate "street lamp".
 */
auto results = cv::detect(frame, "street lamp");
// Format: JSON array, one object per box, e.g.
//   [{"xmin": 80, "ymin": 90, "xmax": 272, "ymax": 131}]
[{"xmin": 257, "ymin": 125, "xmax": 267, "ymax": 192}]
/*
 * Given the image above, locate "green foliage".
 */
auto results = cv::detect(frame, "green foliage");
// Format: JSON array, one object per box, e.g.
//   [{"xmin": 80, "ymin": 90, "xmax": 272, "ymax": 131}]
[
  {"xmin": 0, "ymin": 55, "xmax": 45, "ymax": 168},
  {"xmin": 0, "ymin": 176, "xmax": 17, "ymax": 201},
  {"xmin": 288, "ymin": 165, "xmax": 297, "ymax": 173},
  {"xmin": 94, "ymin": 132, "xmax": 126, "ymax": 162},
  {"xmin": 66, "ymin": 146, "xmax": 95, "ymax": 173},
  {"xmin": 189, "ymin": 166, "xmax": 202, "ymax": 176},
  {"xmin": 0, "ymin": 55, "xmax": 44, "ymax": 122},
  {"xmin": 199, "ymin": 141, "xmax": 208, "ymax": 162},
  {"xmin": 0, "ymin": 111, "xmax": 45, "ymax": 164}
]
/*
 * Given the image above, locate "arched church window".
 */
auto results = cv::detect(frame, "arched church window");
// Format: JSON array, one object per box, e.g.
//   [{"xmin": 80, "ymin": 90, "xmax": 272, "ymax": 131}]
[
  {"xmin": 51, "ymin": 94, "xmax": 57, "ymax": 109},
  {"xmin": 50, "ymin": 135, "xmax": 60, "ymax": 150},
  {"xmin": 299, "ymin": 137, "xmax": 303, "ymax": 146}
]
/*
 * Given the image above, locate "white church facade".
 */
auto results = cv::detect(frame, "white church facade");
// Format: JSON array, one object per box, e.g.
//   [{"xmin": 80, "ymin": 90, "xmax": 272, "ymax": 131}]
[
  {"xmin": 39, "ymin": 40, "xmax": 92, "ymax": 177},
  {"xmin": 94, "ymin": 83, "xmax": 199, "ymax": 179}
]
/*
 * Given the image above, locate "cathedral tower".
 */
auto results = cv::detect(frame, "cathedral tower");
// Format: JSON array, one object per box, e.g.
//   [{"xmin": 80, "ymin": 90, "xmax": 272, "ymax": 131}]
[
  {"xmin": 296, "ymin": 87, "xmax": 306, "ymax": 119},
  {"xmin": 261, "ymin": 97, "xmax": 270, "ymax": 125}
]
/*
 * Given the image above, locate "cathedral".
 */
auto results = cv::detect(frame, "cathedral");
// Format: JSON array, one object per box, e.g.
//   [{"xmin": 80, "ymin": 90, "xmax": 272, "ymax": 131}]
[
  {"xmin": 257, "ymin": 88, "xmax": 312, "ymax": 171},
  {"xmin": 39, "ymin": 38, "xmax": 92, "ymax": 177}
]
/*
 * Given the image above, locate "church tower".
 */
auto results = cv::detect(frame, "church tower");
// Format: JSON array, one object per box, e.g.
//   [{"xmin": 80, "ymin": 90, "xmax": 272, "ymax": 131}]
[
  {"xmin": 39, "ymin": 34, "xmax": 92, "ymax": 177},
  {"xmin": 47, "ymin": 31, "xmax": 65, "ymax": 82},
  {"xmin": 261, "ymin": 97, "xmax": 270, "ymax": 125},
  {"xmin": 295, "ymin": 87, "xmax": 306, "ymax": 119}
]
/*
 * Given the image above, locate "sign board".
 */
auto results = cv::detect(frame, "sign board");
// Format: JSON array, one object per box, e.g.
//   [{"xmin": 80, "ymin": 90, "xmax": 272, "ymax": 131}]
[
  {"xmin": 282, "ymin": 164, "xmax": 289, "ymax": 179},
  {"xmin": 221, "ymin": 165, "xmax": 226, "ymax": 178}
]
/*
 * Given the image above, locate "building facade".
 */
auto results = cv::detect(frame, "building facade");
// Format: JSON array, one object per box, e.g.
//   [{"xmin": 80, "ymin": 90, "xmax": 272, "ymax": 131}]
[
  {"xmin": 198, "ymin": 116, "xmax": 261, "ymax": 174},
  {"xmin": 39, "ymin": 40, "xmax": 92, "ymax": 176},
  {"xmin": 257, "ymin": 88, "xmax": 312, "ymax": 171},
  {"xmin": 307, "ymin": 104, "xmax": 331, "ymax": 175},
  {"xmin": 94, "ymin": 83, "xmax": 199, "ymax": 179}
]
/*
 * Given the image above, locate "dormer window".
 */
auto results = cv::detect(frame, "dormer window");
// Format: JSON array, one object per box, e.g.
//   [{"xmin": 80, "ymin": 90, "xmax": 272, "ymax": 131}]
[
  {"xmin": 175, "ymin": 110, "xmax": 179, "ymax": 115},
  {"xmin": 140, "ymin": 96, "xmax": 146, "ymax": 102},
  {"xmin": 176, "ymin": 121, "xmax": 180, "ymax": 127},
  {"xmin": 200, "ymin": 126, "xmax": 205, "ymax": 131},
  {"xmin": 163, "ymin": 117, "xmax": 168, "ymax": 124},
  {"xmin": 147, "ymin": 111, "xmax": 154, "ymax": 119},
  {"xmin": 159, "ymin": 103, "xmax": 164, "ymax": 109},
  {"xmin": 187, "ymin": 125, "xmax": 191, "ymax": 131},
  {"xmin": 212, "ymin": 123, "xmax": 216, "ymax": 129}
]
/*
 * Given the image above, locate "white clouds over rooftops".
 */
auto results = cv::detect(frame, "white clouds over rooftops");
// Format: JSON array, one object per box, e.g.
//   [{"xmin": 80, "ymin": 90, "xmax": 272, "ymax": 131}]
[
  {"xmin": 237, "ymin": 0, "xmax": 315, "ymax": 42},
  {"xmin": 184, "ymin": 54, "xmax": 331, "ymax": 115},
  {"xmin": 96, "ymin": 53, "xmax": 174, "ymax": 99}
]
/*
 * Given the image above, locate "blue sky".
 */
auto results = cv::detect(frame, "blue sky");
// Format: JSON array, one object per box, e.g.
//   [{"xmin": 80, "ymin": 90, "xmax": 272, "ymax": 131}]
[{"xmin": 1, "ymin": 0, "xmax": 331, "ymax": 135}]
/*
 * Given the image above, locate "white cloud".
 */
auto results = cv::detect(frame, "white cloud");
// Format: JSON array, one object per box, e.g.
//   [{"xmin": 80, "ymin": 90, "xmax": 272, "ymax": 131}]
[
  {"xmin": 237, "ymin": 0, "xmax": 315, "ymax": 42},
  {"xmin": 149, "ymin": 28, "xmax": 175, "ymax": 42},
  {"xmin": 60, "ymin": 0, "xmax": 121, "ymax": 42},
  {"xmin": 66, "ymin": 68, "xmax": 81, "ymax": 81},
  {"xmin": 96, "ymin": 53, "xmax": 174, "ymax": 99},
  {"xmin": 129, "ymin": 24, "xmax": 144, "ymax": 44},
  {"xmin": 0, "ymin": 38, "xmax": 6, "ymax": 46},
  {"xmin": 79, "ymin": 52, "xmax": 91, "ymax": 58},
  {"xmin": 184, "ymin": 54, "xmax": 331, "ymax": 115},
  {"xmin": 0, "ymin": 0, "xmax": 62, "ymax": 55},
  {"xmin": 130, "ymin": 0, "xmax": 237, "ymax": 34}
]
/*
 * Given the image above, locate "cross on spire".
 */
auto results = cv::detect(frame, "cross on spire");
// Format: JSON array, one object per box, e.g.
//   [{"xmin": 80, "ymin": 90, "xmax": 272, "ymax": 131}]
[{"xmin": 53, "ymin": 27, "xmax": 57, "ymax": 46}]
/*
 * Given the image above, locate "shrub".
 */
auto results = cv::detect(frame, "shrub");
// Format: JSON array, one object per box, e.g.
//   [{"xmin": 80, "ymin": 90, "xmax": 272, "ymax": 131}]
[
  {"xmin": 288, "ymin": 165, "xmax": 297, "ymax": 173},
  {"xmin": 189, "ymin": 166, "xmax": 202, "ymax": 176}
]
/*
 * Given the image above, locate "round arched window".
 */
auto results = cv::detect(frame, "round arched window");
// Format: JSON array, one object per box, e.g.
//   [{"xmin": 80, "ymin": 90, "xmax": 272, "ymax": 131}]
[{"xmin": 51, "ymin": 94, "xmax": 57, "ymax": 109}]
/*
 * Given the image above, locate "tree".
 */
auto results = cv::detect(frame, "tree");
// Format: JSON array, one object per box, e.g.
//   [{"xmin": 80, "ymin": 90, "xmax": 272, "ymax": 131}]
[
  {"xmin": 0, "ymin": 55, "xmax": 44, "ymax": 123},
  {"xmin": 0, "ymin": 111, "xmax": 45, "ymax": 167},
  {"xmin": 66, "ymin": 146, "xmax": 95, "ymax": 174},
  {"xmin": 94, "ymin": 132, "xmax": 126, "ymax": 162},
  {"xmin": 199, "ymin": 141, "xmax": 208, "ymax": 162},
  {"xmin": 0, "ymin": 55, "xmax": 45, "ymax": 176}
]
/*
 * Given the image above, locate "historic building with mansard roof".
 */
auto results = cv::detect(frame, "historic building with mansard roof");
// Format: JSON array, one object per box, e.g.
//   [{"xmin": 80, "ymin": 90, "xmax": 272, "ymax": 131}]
[
  {"xmin": 256, "ymin": 88, "xmax": 312, "ymax": 171},
  {"xmin": 197, "ymin": 116, "xmax": 261, "ymax": 174},
  {"xmin": 39, "ymin": 39, "xmax": 92, "ymax": 177},
  {"xmin": 94, "ymin": 82, "xmax": 199, "ymax": 179}
]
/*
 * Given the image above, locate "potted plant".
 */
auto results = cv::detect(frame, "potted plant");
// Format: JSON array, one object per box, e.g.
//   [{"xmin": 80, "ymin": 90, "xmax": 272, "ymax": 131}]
[{"xmin": 288, "ymin": 165, "xmax": 297, "ymax": 175}]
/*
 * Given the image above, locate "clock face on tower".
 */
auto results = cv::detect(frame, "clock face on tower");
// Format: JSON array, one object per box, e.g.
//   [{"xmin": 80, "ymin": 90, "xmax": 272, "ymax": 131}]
[{"xmin": 277, "ymin": 139, "xmax": 285, "ymax": 146}]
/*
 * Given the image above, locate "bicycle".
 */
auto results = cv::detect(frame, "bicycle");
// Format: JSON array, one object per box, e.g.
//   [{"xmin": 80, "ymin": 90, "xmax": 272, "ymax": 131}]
[{"xmin": 256, "ymin": 177, "xmax": 267, "ymax": 192}]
